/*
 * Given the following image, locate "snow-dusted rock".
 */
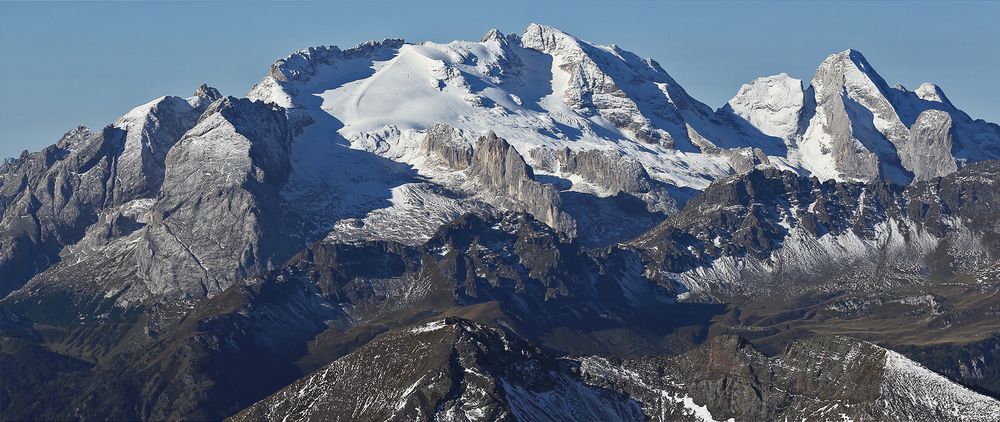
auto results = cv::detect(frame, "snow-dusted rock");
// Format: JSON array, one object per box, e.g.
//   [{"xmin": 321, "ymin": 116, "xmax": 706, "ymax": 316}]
[
  {"xmin": 420, "ymin": 122, "xmax": 473, "ymax": 170},
  {"xmin": 133, "ymin": 96, "xmax": 295, "ymax": 299},
  {"xmin": 914, "ymin": 82, "xmax": 951, "ymax": 104},
  {"xmin": 0, "ymin": 85, "xmax": 217, "ymax": 296},
  {"xmin": 797, "ymin": 49, "xmax": 904, "ymax": 182},
  {"xmin": 723, "ymin": 49, "xmax": 1000, "ymax": 184},
  {"xmin": 581, "ymin": 335, "xmax": 1000, "ymax": 421},
  {"xmin": 231, "ymin": 318, "xmax": 645, "ymax": 422},
  {"xmin": 724, "ymin": 73, "xmax": 805, "ymax": 141}
]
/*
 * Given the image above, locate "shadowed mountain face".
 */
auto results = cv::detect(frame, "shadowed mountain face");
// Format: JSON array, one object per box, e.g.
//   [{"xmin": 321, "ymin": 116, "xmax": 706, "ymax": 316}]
[
  {"xmin": 234, "ymin": 319, "xmax": 999, "ymax": 422},
  {"xmin": 2, "ymin": 24, "xmax": 999, "ymax": 421},
  {"xmin": 231, "ymin": 318, "xmax": 647, "ymax": 422}
]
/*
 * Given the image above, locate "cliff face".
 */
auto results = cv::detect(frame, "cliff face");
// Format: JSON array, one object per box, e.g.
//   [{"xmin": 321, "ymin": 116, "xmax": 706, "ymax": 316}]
[
  {"xmin": 901, "ymin": 110, "xmax": 957, "ymax": 181},
  {"xmin": 467, "ymin": 132, "xmax": 576, "ymax": 237},
  {"xmin": 133, "ymin": 96, "xmax": 296, "ymax": 299},
  {"xmin": 421, "ymin": 123, "xmax": 473, "ymax": 170},
  {"xmin": 0, "ymin": 88, "xmax": 219, "ymax": 297},
  {"xmin": 3, "ymin": 23, "xmax": 1000, "ymax": 422}
]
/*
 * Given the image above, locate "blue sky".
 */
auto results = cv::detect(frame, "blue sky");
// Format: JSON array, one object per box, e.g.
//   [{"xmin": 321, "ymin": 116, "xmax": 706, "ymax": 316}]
[{"xmin": 1, "ymin": 0, "xmax": 997, "ymax": 159}]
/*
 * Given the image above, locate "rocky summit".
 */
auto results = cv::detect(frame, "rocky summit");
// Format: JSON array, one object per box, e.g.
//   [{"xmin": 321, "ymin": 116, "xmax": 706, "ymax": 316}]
[{"xmin": 2, "ymin": 23, "xmax": 999, "ymax": 421}]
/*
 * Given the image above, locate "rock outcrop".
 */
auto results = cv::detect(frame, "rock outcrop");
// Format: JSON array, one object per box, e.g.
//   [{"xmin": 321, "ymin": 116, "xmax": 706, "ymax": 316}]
[
  {"xmin": 530, "ymin": 146, "xmax": 677, "ymax": 213},
  {"xmin": 632, "ymin": 161, "xmax": 1000, "ymax": 300},
  {"xmin": 2, "ymin": 95, "xmax": 299, "ymax": 306},
  {"xmin": 0, "ymin": 86, "xmax": 218, "ymax": 297},
  {"xmin": 520, "ymin": 23, "xmax": 723, "ymax": 150},
  {"xmin": 420, "ymin": 123, "xmax": 473, "ymax": 170},
  {"xmin": 247, "ymin": 39, "xmax": 405, "ymax": 106},
  {"xmin": 901, "ymin": 109, "xmax": 957, "ymax": 181},
  {"xmin": 580, "ymin": 335, "xmax": 1000, "ymax": 421},
  {"xmin": 133, "ymin": 96, "xmax": 295, "ymax": 299},
  {"xmin": 467, "ymin": 132, "xmax": 576, "ymax": 236},
  {"xmin": 723, "ymin": 49, "xmax": 1000, "ymax": 184},
  {"xmin": 232, "ymin": 318, "xmax": 644, "ymax": 422},
  {"xmin": 551, "ymin": 147, "xmax": 653, "ymax": 194},
  {"xmin": 798, "ymin": 49, "xmax": 901, "ymax": 182}
]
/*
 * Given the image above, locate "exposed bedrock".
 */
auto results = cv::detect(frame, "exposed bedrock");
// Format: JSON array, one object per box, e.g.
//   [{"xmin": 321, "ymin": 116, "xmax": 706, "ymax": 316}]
[{"xmin": 467, "ymin": 132, "xmax": 576, "ymax": 237}]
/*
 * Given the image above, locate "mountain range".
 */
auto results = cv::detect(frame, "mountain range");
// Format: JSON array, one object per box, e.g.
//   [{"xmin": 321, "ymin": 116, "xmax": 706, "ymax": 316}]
[{"xmin": 1, "ymin": 24, "xmax": 999, "ymax": 421}]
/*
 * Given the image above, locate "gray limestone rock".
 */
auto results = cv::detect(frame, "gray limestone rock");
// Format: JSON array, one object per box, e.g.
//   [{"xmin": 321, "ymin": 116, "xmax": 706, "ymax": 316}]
[
  {"xmin": 775, "ymin": 50, "xmax": 999, "ymax": 184},
  {"xmin": 468, "ymin": 132, "xmax": 575, "ymax": 236},
  {"xmin": 133, "ymin": 97, "xmax": 295, "ymax": 299},
  {"xmin": 901, "ymin": 110, "xmax": 957, "ymax": 182},
  {"xmin": 420, "ymin": 123, "xmax": 473, "ymax": 170},
  {"xmin": 715, "ymin": 147, "xmax": 770, "ymax": 174},
  {"xmin": 0, "ymin": 90, "xmax": 211, "ymax": 297},
  {"xmin": 552, "ymin": 147, "xmax": 653, "ymax": 194},
  {"xmin": 800, "ymin": 50, "xmax": 890, "ymax": 182},
  {"xmin": 533, "ymin": 147, "xmax": 677, "ymax": 214},
  {"xmin": 519, "ymin": 24, "xmax": 722, "ymax": 150},
  {"xmin": 194, "ymin": 84, "xmax": 222, "ymax": 103},
  {"xmin": 7, "ymin": 96, "xmax": 299, "ymax": 305},
  {"xmin": 111, "ymin": 95, "xmax": 206, "ymax": 203}
]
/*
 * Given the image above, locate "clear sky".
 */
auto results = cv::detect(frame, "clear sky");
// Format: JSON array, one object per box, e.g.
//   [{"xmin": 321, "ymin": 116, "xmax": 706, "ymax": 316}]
[{"xmin": 1, "ymin": 0, "xmax": 997, "ymax": 159}]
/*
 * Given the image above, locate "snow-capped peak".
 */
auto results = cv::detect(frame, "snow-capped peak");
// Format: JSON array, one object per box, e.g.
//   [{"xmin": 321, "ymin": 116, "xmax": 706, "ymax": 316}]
[
  {"xmin": 239, "ymin": 26, "xmax": 999, "ymax": 203},
  {"xmin": 725, "ymin": 73, "xmax": 804, "ymax": 140},
  {"xmin": 797, "ymin": 48, "xmax": 914, "ymax": 183},
  {"xmin": 241, "ymin": 24, "xmax": 768, "ymax": 193},
  {"xmin": 813, "ymin": 49, "xmax": 895, "ymax": 101},
  {"xmin": 480, "ymin": 28, "xmax": 504, "ymax": 43},
  {"xmin": 788, "ymin": 47, "xmax": 1000, "ymax": 183},
  {"xmin": 914, "ymin": 82, "xmax": 951, "ymax": 105},
  {"xmin": 520, "ymin": 23, "xmax": 581, "ymax": 54}
]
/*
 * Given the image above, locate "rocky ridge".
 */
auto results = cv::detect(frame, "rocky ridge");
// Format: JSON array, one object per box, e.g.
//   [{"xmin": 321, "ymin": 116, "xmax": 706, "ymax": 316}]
[
  {"xmin": 233, "ymin": 318, "xmax": 1000, "ymax": 421},
  {"xmin": 1, "ymin": 23, "xmax": 999, "ymax": 422}
]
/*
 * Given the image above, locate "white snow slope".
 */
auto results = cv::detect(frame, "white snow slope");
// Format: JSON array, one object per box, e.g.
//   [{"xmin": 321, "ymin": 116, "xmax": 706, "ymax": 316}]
[{"xmin": 247, "ymin": 24, "xmax": 999, "ymax": 202}]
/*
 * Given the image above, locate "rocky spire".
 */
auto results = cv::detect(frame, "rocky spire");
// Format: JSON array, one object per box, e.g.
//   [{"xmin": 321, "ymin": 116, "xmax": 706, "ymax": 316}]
[
  {"xmin": 194, "ymin": 84, "xmax": 222, "ymax": 102},
  {"xmin": 468, "ymin": 131, "xmax": 576, "ymax": 236},
  {"xmin": 914, "ymin": 82, "xmax": 952, "ymax": 106},
  {"xmin": 480, "ymin": 28, "xmax": 504, "ymax": 43}
]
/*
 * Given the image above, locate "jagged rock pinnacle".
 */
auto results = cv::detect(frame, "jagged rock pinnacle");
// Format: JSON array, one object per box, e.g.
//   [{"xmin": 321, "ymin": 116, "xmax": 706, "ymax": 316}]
[{"xmin": 195, "ymin": 84, "xmax": 222, "ymax": 102}]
